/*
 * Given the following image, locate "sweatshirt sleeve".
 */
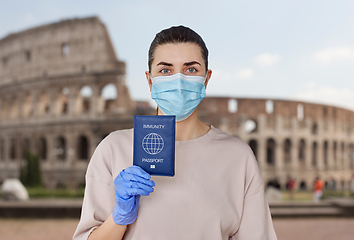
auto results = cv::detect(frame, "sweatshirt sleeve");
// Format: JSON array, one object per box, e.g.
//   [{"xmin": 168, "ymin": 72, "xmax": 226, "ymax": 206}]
[
  {"xmin": 72, "ymin": 136, "xmax": 116, "ymax": 240},
  {"xmin": 230, "ymin": 146, "xmax": 278, "ymax": 240}
]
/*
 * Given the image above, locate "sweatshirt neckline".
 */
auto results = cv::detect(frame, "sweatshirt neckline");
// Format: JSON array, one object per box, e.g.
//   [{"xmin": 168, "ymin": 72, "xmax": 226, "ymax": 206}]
[{"xmin": 175, "ymin": 124, "xmax": 217, "ymax": 148}]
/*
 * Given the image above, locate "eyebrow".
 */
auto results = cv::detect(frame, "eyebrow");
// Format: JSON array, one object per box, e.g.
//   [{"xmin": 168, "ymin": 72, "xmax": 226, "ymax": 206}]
[
  {"xmin": 156, "ymin": 61, "xmax": 201, "ymax": 66},
  {"xmin": 184, "ymin": 61, "xmax": 201, "ymax": 66},
  {"xmin": 156, "ymin": 62, "xmax": 173, "ymax": 66}
]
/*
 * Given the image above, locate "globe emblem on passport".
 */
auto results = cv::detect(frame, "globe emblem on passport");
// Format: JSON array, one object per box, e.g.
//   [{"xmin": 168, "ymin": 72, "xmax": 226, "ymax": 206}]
[{"xmin": 142, "ymin": 133, "xmax": 164, "ymax": 155}]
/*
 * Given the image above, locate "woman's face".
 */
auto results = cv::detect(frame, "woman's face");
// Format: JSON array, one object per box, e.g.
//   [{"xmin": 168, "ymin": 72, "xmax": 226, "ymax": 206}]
[{"xmin": 145, "ymin": 42, "xmax": 212, "ymax": 90}]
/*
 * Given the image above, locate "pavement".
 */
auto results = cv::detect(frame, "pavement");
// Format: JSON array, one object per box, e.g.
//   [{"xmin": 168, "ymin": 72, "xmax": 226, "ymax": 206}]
[
  {"xmin": 1, "ymin": 218, "xmax": 354, "ymax": 240},
  {"xmin": 0, "ymin": 197, "xmax": 354, "ymax": 218}
]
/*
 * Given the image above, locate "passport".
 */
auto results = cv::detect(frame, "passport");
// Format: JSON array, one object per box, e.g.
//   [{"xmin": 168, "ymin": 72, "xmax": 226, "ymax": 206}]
[{"xmin": 133, "ymin": 115, "xmax": 175, "ymax": 176}]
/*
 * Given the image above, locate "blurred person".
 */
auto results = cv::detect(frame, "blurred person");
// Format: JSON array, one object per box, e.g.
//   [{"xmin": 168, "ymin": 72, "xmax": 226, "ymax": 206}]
[
  {"xmin": 330, "ymin": 176, "xmax": 336, "ymax": 190},
  {"xmin": 313, "ymin": 177, "xmax": 324, "ymax": 203},
  {"xmin": 286, "ymin": 176, "xmax": 295, "ymax": 201},
  {"xmin": 73, "ymin": 26, "xmax": 277, "ymax": 240}
]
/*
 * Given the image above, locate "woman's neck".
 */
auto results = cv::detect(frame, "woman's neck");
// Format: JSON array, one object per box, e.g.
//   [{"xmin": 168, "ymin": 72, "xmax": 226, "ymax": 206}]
[{"xmin": 157, "ymin": 108, "xmax": 210, "ymax": 141}]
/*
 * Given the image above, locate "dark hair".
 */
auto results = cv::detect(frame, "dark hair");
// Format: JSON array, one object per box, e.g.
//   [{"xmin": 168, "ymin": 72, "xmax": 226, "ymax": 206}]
[{"xmin": 148, "ymin": 25, "xmax": 208, "ymax": 73}]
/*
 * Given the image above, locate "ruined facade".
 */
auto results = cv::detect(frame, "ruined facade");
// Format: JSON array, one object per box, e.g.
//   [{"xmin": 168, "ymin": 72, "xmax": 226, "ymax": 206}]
[
  {"xmin": 1, "ymin": 17, "xmax": 353, "ymax": 191},
  {"xmin": 0, "ymin": 17, "xmax": 153, "ymax": 188},
  {"xmin": 198, "ymin": 97, "xmax": 354, "ymax": 190}
]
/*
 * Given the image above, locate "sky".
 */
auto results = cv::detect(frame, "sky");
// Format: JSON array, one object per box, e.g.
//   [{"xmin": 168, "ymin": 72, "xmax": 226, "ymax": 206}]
[{"xmin": 1, "ymin": 0, "xmax": 354, "ymax": 110}]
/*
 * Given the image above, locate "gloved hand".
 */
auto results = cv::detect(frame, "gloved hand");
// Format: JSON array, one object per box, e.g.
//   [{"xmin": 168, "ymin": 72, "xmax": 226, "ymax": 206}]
[{"xmin": 112, "ymin": 165, "xmax": 155, "ymax": 225}]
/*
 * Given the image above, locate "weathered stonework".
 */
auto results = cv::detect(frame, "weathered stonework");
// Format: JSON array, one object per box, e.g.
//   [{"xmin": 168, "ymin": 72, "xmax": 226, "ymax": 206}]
[
  {"xmin": 1, "ymin": 17, "xmax": 353, "ymax": 191},
  {"xmin": 0, "ymin": 17, "xmax": 153, "ymax": 189},
  {"xmin": 198, "ymin": 97, "xmax": 354, "ymax": 190}
]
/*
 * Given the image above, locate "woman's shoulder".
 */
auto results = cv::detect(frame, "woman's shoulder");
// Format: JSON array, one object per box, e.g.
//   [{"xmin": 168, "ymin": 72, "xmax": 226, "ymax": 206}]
[
  {"xmin": 211, "ymin": 126, "xmax": 252, "ymax": 152},
  {"xmin": 102, "ymin": 128, "xmax": 134, "ymax": 145}
]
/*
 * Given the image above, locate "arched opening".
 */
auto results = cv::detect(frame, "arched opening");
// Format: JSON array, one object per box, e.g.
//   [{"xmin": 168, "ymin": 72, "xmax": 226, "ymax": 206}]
[
  {"xmin": 9, "ymin": 96, "xmax": 18, "ymax": 119},
  {"xmin": 56, "ymin": 136, "xmax": 66, "ymax": 160},
  {"xmin": 228, "ymin": 99, "xmax": 237, "ymax": 113},
  {"xmin": 22, "ymin": 93, "xmax": 33, "ymax": 118},
  {"xmin": 299, "ymin": 139, "xmax": 306, "ymax": 163},
  {"xmin": 38, "ymin": 91, "xmax": 50, "ymax": 115},
  {"xmin": 266, "ymin": 138, "xmax": 276, "ymax": 165},
  {"xmin": 265, "ymin": 100, "xmax": 274, "ymax": 114},
  {"xmin": 77, "ymin": 135, "xmax": 89, "ymax": 160},
  {"xmin": 101, "ymin": 84, "xmax": 118, "ymax": 111},
  {"xmin": 324, "ymin": 141, "xmax": 328, "ymax": 167},
  {"xmin": 245, "ymin": 119, "xmax": 258, "ymax": 133},
  {"xmin": 333, "ymin": 141, "xmax": 337, "ymax": 167},
  {"xmin": 22, "ymin": 138, "xmax": 30, "ymax": 159},
  {"xmin": 79, "ymin": 85, "xmax": 93, "ymax": 113},
  {"xmin": 62, "ymin": 43, "xmax": 69, "ymax": 57},
  {"xmin": 297, "ymin": 104, "xmax": 304, "ymax": 121},
  {"xmin": 0, "ymin": 139, "xmax": 4, "ymax": 161},
  {"xmin": 283, "ymin": 139, "xmax": 291, "ymax": 163},
  {"xmin": 341, "ymin": 142, "xmax": 345, "ymax": 167},
  {"xmin": 349, "ymin": 143, "xmax": 354, "ymax": 169},
  {"xmin": 312, "ymin": 142, "xmax": 318, "ymax": 167},
  {"xmin": 56, "ymin": 182, "xmax": 67, "ymax": 189},
  {"xmin": 299, "ymin": 181, "xmax": 307, "ymax": 190},
  {"xmin": 9, "ymin": 138, "xmax": 16, "ymax": 160},
  {"xmin": 59, "ymin": 88, "xmax": 70, "ymax": 114},
  {"xmin": 0, "ymin": 98, "xmax": 7, "ymax": 120},
  {"xmin": 248, "ymin": 139, "xmax": 258, "ymax": 160},
  {"xmin": 312, "ymin": 122, "xmax": 318, "ymax": 135},
  {"xmin": 38, "ymin": 137, "xmax": 47, "ymax": 161}
]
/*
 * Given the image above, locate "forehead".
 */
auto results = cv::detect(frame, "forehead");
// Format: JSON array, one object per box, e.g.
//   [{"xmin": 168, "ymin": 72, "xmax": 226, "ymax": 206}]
[{"xmin": 153, "ymin": 42, "xmax": 203, "ymax": 63}]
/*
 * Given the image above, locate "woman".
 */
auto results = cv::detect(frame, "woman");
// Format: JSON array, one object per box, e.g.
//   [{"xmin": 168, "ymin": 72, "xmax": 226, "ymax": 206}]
[{"xmin": 73, "ymin": 26, "xmax": 278, "ymax": 240}]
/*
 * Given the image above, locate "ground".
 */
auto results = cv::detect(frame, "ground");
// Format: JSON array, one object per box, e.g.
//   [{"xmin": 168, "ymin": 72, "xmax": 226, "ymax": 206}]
[{"xmin": 0, "ymin": 218, "xmax": 353, "ymax": 239}]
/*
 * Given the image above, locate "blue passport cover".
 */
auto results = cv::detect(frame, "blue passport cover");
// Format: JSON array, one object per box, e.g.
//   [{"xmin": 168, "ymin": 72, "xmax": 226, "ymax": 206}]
[{"xmin": 133, "ymin": 115, "xmax": 175, "ymax": 176}]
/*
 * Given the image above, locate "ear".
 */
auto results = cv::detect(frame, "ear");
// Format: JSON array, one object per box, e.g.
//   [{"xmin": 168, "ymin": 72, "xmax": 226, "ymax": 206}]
[
  {"xmin": 204, "ymin": 69, "xmax": 212, "ymax": 89},
  {"xmin": 145, "ymin": 71, "xmax": 152, "ymax": 91}
]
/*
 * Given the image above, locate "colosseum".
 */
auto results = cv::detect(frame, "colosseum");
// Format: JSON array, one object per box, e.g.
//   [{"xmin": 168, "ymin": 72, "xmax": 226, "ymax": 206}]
[{"xmin": 0, "ymin": 17, "xmax": 353, "ymax": 191}]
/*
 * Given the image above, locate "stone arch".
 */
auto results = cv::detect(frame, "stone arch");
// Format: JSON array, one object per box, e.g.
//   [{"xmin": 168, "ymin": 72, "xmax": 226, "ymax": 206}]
[
  {"xmin": 77, "ymin": 135, "xmax": 89, "ymax": 160},
  {"xmin": 248, "ymin": 139, "xmax": 258, "ymax": 159},
  {"xmin": 349, "ymin": 143, "xmax": 354, "ymax": 169},
  {"xmin": 297, "ymin": 103, "xmax": 304, "ymax": 121},
  {"xmin": 101, "ymin": 83, "xmax": 118, "ymax": 112},
  {"xmin": 333, "ymin": 141, "xmax": 337, "ymax": 167},
  {"xmin": 245, "ymin": 119, "xmax": 258, "ymax": 133},
  {"xmin": 22, "ymin": 92, "xmax": 33, "ymax": 118},
  {"xmin": 56, "ymin": 87, "xmax": 69, "ymax": 115},
  {"xmin": 22, "ymin": 138, "xmax": 30, "ymax": 159},
  {"xmin": 79, "ymin": 85, "xmax": 93, "ymax": 113},
  {"xmin": 56, "ymin": 181, "xmax": 67, "ymax": 189},
  {"xmin": 228, "ymin": 99, "xmax": 237, "ymax": 113},
  {"xmin": 324, "ymin": 141, "xmax": 328, "ymax": 167},
  {"xmin": 265, "ymin": 100, "xmax": 274, "ymax": 114},
  {"xmin": 55, "ymin": 136, "xmax": 66, "ymax": 160},
  {"xmin": 299, "ymin": 180, "xmax": 307, "ymax": 190},
  {"xmin": 312, "ymin": 122, "xmax": 318, "ymax": 135},
  {"xmin": 266, "ymin": 138, "xmax": 276, "ymax": 165},
  {"xmin": 9, "ymin": 96, "xmax": 19, "ymax": 119},
  {"xmin": 0, "ymin": 98, "xmax": 7, "ymax": 120},
  {"xmin": 37, "ymin": 91, "xmax": 50, "ymax": 115},
  {"xmin": 283, "ymin": 138, "xmax": 291, "ymax": 163},
  {"xmin": 0, "ymin": 138, "xmax": 4, "ymax": 161},
  {"xmin": 341, "ymin": 142, "xmax": 345, "ymax": 167},
  {"xmin": 299, "ymin": 139, "xmax": 306, "ymax": 163},
  {"xmin": 312, "ymin": 141, "xmax": 318, "ymax": 167},
  {"xmin": 38, "ymin": 137, "xmax": 47, "ymax": 161},
  {"xmin": 9, "ymin": 138, "xmax": 16, "ymax": 160}
]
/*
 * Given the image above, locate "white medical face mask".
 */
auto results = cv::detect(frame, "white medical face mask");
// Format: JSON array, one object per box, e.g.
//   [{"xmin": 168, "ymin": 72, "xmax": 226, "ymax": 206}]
[{"xmin": 151, "ymin": 73, "xmax": 206, "ymax": 122}]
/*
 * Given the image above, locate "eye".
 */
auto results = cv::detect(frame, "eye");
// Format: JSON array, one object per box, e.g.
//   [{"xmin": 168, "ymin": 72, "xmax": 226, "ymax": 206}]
[
  {"xmin": 187, "ymin": 67, "xmax": 197, "ymax": 73},
  {"xmin": 160, "ymin": 68, "xmax": 171, "ymax": 74}
]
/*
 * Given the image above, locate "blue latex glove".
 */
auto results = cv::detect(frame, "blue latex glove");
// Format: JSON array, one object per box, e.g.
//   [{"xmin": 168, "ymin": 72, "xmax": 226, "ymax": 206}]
[{"xmin": 112, "ymin": 165, "xmax": 155, "ymax": 225}]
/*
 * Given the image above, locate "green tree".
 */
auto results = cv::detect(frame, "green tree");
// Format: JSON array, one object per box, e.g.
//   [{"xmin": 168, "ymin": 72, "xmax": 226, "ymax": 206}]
[{"xmin": 20, "ymin": 151, "xmax": 43, "ymax": 187}]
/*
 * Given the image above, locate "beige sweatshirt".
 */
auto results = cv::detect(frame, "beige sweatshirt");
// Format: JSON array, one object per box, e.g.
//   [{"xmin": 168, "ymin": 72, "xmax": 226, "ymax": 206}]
[{"xmin": 73, "ymin": 125, "xmax": 278, "ymax": 240}]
